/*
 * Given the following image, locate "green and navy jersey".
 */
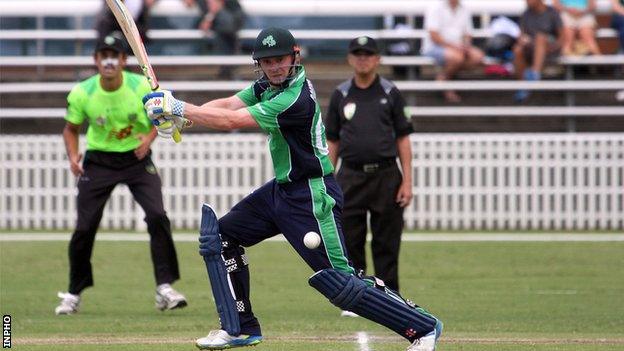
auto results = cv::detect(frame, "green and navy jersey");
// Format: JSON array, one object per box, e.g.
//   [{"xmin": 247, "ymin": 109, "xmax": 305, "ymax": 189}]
[
  {"xmin": 65, "ymin": 71, "xmax": 153, "ymax": 152},
  {"xmin": 236, "ymin": 66, "xmax": 334, "ymax": 183}
]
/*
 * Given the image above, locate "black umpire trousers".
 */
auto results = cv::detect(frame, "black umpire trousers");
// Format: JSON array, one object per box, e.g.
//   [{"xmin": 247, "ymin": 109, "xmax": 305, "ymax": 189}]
[
  {"xmin": 68, "ymin": 151, "xmax": 180, "ymax": 294},
  {"xmin": 336, "ymin": 161, "xmax": 404, "ymax": 291}
]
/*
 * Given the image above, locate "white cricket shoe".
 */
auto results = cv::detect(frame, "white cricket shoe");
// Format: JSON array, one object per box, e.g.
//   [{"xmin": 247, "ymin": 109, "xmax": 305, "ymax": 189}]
[
  {"xmin": 407, "ymin": 321, "xmax": 443, "ymax": 351},
  {"xmin": 54, "ymin": 292, "xmax": 80, "ymax": 315},
  {"xmin": 340, "ymin": 310, "xmax": 359, "ymax": 317},
  {"xmin": 196, "ymin": 329, "xmax": 263, "ymax": 350},
  {"xmin": 155, "ymin": 284, "xmax": 187, "ymax": 311}
]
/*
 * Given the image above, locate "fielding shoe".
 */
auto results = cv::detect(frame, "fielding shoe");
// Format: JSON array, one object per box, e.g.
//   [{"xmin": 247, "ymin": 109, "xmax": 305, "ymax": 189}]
[
  {"xmin": 407, "ymin": 320, "xmax": 443, "ymax": 351},
  {"xmin": 155, "ymin": 283, "xmax": 187, "ymax": 311},
  {"xmin": 196, "ymin": 329, "xmax": 263, "ymax": 350},
  {"xmin": 54, "ymin": 292, "xmax": 80, "ymax": 315}
]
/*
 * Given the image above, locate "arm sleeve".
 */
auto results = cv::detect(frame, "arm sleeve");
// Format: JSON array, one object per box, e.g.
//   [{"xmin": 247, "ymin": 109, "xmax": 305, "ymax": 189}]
[
  {"xmin": 424, "ymin": 5, "xmax": 440, "ymax": 31},
  {"xmin": 64, "ymin": 85, "xmax": 86, "ymax": 125},
  {"xmin": 390, "ymin": 88, "xmax": 413, "ymax": 137},
  {"xmin": 245, "ymin": 89, "xmax": 298, "ymax": 131},
  {"xmin": 324, "ymin": 90, "xmax": 342, "ymax": 141},
  {"xmin": 464, "ymin": 8, "xmax": 474, "ymax": 33},
  {"xmin": 235, "ymin": 83, "xmax": 259, "ymax": 107}
]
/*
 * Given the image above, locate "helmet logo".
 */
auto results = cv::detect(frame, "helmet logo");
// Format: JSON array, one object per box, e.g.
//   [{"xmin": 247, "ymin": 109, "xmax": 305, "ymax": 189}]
[
  {"xmin": 104, "ymin": 35, "xmax": 115, "ymax": 45},
  {"xmin": 357, "ymin": 36, "xmax": 368, "ymax": 45},
  {"xmin": 262, "ymin": 35, "xmax": 276, "ymax": 47}
]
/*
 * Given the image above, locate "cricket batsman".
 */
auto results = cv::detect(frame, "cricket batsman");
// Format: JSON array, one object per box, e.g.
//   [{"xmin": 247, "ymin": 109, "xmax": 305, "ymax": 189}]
[{"xmin": 143, "ymin": 27, "xmax": 443, "ymax": 351}]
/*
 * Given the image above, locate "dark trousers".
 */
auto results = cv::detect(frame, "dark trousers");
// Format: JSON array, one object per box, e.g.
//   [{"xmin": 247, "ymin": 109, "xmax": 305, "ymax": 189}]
[
  {"xmin": 217, "ymin": 175, "xmax": 353, "ymax": 335},
  {"xmin": 68, "ymin": 155, "xmax": 179, "ymax": 294},
  {"xmin": 336, "ymin": 163, "xmax": 404, "ymax": 291}
]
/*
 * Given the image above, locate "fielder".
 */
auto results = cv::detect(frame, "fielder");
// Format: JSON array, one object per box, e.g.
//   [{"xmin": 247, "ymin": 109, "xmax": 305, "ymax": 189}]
[
  {"xmin": 56, "ymin": 35, "xmax": 186, "ymax": 315},
  {"xmin": 143, "ymin": 27, "xmax": 443, "ymax": 351}
]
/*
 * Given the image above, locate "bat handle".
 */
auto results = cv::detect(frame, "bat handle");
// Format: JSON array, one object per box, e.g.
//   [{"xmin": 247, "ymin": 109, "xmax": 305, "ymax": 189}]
[{"xmin": 172, "ymin": 127, "xmax": 182, "ymax": 143}]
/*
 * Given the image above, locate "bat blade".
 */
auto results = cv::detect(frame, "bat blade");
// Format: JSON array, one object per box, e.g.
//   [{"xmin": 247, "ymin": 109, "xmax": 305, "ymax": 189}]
[{"xmin": 104, "ymin": 0, "xmax": 182, "ymax": 143}]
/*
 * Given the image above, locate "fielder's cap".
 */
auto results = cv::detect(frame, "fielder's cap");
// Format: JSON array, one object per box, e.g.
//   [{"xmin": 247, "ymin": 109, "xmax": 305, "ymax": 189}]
[
  {"xmin": 348, "ymin": 36, "xmax": 379, "ymax": 54},
  {"xmin": 252, "ymin": 27, "xmax": 297, "ymax": 60},
  {"xmin": 95, "ymin": 34, "xmax": 126, "ymax": 54}
]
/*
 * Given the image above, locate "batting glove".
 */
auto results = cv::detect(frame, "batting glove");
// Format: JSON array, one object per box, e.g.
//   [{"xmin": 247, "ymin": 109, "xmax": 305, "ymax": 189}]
[{"xmin": 143, "ymin": 90, "xmax": 187, "ymax": 138}]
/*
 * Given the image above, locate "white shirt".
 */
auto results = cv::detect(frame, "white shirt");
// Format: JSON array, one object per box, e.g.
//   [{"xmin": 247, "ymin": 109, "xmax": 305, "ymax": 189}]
[{"xmin": 421, "ymin": 1, "xmax": 473, "ymax": 54}]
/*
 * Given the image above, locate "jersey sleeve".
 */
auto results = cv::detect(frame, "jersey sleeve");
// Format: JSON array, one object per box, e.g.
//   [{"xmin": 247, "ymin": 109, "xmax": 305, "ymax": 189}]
[
  {"xmin": 390, "ymin": 88, "xmax": 413, "ymax": 137},
  {"xmin": 424, "ymin": 5, "xmax": 440, "ymax": 31},
  {"xmin": 324, "ymin": 89, "xmax": 342, "ymax": 141},
  {"xmin": 65, "ymin": 85, "xmax": 87, "ymax": 125},
  {"xmin": 246, "ymin": 89, "xmax": 299, "ymax": 131},
  {"xmin": 235, "ymin": 83, "xmax": 259, "ymax": 107}
]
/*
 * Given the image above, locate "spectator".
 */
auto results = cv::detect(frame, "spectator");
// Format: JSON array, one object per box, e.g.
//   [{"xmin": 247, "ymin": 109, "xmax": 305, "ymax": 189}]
[
  {"xmin": 612, "ymin": 0, "xmax": 624, "ymax": 52},
  {"xmin": 421, "ymin": 0, "xmax": 484, "ymax": 103},
  {"xmin": 183, "ymin": 0, "xmax": 244, "ymax": 78},
  {"xmin": 513, "ymin": 0, "xmax": 564, "ymax": 102},
  {"xmin": 95, "ymin": 0, "xmax": 156, "ymax": 43},
  {"xmin": 553, "ymin": 0, "xmax": 602, "ymax": 55}
]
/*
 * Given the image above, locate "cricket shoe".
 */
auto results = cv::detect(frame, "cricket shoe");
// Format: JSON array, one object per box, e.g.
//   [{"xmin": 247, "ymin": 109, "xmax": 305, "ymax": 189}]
[
  {"xmin": 54, "ymin": 292, "xmax": 80, "ymax": 315},
  {"xmin": 155, "ymin": 284, "xmax": 187, "ymax": 311},
  {"xmin": 407, "ymin": 320, "xmax": 443, "ymax": 351},
  {"xmin": 196, "ymin": 330, "xmax": 263, "ymax": 350}
]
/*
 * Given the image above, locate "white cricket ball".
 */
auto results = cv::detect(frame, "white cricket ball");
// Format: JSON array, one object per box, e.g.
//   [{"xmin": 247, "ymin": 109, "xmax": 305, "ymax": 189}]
[{"xmin": 303, "ymin": 231, "xmax": 321, "ymax": 249}]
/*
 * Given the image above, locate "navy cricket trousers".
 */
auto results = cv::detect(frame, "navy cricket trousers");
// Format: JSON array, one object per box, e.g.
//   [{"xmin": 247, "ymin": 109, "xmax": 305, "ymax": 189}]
[{"xmin": 217, "ymin": 175, "xmax": 355, "ymax": 335}]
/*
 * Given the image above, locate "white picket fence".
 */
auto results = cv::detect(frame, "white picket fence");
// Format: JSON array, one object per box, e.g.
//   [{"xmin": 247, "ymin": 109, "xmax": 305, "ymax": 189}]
[{"xmin": 1, "ymin": 133, "xmax": 622, "ymax": 231}]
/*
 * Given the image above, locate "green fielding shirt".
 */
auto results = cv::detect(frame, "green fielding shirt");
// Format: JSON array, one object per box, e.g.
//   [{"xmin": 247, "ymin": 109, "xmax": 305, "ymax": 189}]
[
  {"xmin": 65, "ymin": 71, "xmax": 153, "ymax": 152},
  {"xmin": 236, "ymin": 66, "xmax": 334, "ymax": 183}
]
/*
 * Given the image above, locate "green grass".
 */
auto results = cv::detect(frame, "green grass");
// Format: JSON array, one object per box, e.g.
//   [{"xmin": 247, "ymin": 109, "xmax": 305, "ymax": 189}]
[{"xmin": 1, "ymin": 239, "xmax": 623, "ymax": 350}]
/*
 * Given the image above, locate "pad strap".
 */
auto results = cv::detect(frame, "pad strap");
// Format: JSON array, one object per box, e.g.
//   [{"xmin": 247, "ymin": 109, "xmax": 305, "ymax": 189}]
[
  {"xmin": 199, "ymin": 204, "xmax": 241, "ymax": 336},
  {"xmin": 309, "ymin": 268, "xmax": 438, "ymax": 342}
]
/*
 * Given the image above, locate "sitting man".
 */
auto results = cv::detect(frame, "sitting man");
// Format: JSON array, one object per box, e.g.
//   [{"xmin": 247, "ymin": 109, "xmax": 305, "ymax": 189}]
[
  {"xmin": 513, "ymin": 0, "xmax": 564, "ymax": 102},
  {"xmin": 421, "ymin": 0, "xmax": 484, "ymax": 103}
]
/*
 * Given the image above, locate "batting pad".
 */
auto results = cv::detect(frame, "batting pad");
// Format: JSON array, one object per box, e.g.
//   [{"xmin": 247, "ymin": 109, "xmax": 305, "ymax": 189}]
[
  {"xmin": 309, "ymin": 268, "xmax": 438, "ymax": 342},
  {"xmin": 199, "ymin": 204, "xmax": 241, "ymax": 336}
]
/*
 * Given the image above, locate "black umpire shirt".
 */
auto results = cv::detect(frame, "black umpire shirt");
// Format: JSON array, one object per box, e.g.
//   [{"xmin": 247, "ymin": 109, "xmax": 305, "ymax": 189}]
[{"xmin": 325, "ymin": 75, "xmax": 413, "ymax": 164}]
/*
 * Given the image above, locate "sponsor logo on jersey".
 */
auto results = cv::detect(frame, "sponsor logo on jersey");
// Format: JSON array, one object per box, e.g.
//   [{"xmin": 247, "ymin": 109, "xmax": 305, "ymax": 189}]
[
  {"xmin": 96, "ymin": 115, "xmax": 106, "ymax": 126},
  {"xmin": 380, "ymin": 98, "xmax": 388, "ymax": 104}
]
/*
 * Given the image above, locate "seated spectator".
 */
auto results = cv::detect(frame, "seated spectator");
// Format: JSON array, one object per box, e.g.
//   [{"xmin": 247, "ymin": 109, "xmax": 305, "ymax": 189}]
[
  {"xmin": 421, "ymin": 0, "xmax": 484, "ymax": 103},
  {"xmin": 96, "ymin": 0, "xmax": 156, "ymax": 43},
  {"xmin": 513, "ymin": 0, "xmax": 564, "ymax": 103},
  {"xmin": 612, "ymin": 0, "xmax": 624, "ymax": 52},
  {"xmin": 182, "ymin": 0, "xmax": 245, "ymax": 78},
  {"xmin": 553, "ymin": 0, "xmax": 602, "ymax": 55}
]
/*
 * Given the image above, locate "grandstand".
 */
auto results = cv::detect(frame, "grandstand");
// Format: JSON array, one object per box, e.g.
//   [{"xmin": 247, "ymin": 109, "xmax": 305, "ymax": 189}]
[{"xmin": 1, "ymin": 0, "xmax": 623, "ymax": 230}]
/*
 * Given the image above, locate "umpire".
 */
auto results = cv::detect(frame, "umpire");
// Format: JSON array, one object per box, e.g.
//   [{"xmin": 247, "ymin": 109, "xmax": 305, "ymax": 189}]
[
  {"xmin": 55, "ymin": 35, "xmax": 186, "ymax": 315},
  {"xmin": 325, "ymin": 36, "xmax": 414, "ymax": 293}
]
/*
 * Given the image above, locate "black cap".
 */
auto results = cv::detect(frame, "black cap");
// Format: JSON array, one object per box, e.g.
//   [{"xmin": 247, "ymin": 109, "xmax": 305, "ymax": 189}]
[
  {"xmin": 95, "ymin": 34, "xmax": 126, "ymax": 54},
  {"xmin": 348, "ymin": 36, "xmax": 379, "ymax": 54},
  {"xmin": 252, "ymin": 27, "xmax": 297, "ymax": 60}
]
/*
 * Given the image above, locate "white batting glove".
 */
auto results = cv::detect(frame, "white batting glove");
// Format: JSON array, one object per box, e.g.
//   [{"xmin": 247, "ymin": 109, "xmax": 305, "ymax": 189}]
[{"xmin": 143, "ymin": 90, "xmax": 187, "ymax": 139}]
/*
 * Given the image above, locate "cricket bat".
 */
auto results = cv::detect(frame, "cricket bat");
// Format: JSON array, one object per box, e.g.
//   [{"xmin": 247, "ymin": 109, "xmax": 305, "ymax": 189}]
[{"xmin": 104, "ymin": 0, "xmax": 183, "ymax": 143}]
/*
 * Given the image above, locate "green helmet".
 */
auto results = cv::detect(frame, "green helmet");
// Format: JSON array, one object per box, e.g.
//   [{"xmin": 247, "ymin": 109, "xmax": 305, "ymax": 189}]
[{"xmin": 252, "ymin": 27, "xmax": 297, "ymax": 60}]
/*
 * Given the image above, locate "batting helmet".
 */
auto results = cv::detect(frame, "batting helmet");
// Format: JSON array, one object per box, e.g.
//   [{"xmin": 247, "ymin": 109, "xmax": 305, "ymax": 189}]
[{"xmin": 252, "ymin": 27, "xmax": 297, "ymax": 60}]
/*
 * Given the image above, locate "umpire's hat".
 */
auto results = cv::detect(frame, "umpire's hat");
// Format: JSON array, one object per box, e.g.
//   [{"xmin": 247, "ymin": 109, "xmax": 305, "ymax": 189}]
[
  {"xmin": 252, "ymin": 27, "xmax": 297, "ymax": 60},
  {"xmin": 348, "ymin": 36, "xmax": 379, "ymax": 55}
]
